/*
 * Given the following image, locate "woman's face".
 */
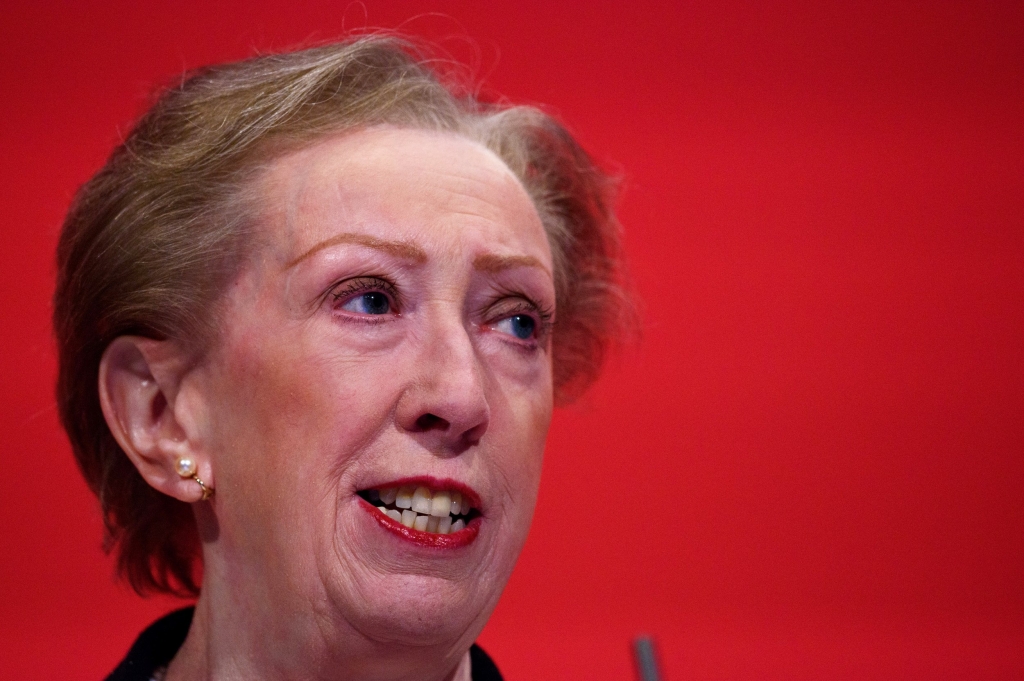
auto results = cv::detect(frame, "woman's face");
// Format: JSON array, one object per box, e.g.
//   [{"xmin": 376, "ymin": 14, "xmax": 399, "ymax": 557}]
[{"xmin": 189, "ymin": 127, "xmax": 554, "ymax": 649}]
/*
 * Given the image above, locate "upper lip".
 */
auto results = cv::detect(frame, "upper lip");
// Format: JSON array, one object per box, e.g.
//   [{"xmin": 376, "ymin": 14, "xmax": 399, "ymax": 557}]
[{"xmin": 357, "ymin": 475, "xmax": 483, "ymax": 511}]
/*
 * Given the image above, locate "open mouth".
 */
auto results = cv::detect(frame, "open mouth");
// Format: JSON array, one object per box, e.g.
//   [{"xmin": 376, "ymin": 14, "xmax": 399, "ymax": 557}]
[{"xmin": 357, "ymin": 483, "xmax": 481, "ymax": 536}]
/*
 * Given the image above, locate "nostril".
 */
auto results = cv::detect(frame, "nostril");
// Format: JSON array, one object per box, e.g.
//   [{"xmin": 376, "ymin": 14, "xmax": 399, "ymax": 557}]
[{"xmin": 414, "ymin": 413, "xmax": 449, "ymax": 432}]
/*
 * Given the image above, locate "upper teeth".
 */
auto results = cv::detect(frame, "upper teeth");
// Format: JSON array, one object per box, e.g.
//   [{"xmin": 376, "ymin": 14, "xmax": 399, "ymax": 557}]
[
  {"xmin": 388, "ymin": 486, "xmax": 465, "ymax": 517},
  {"xmin": 369, "ymin": 485, "xmax": 471, "ymax": 534}
]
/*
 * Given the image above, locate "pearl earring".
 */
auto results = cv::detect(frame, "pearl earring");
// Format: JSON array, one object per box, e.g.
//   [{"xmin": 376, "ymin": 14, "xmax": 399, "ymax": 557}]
[
  {"xmin": 174, "ymin": 456, "xmax": 214, "ymax": 501},
  {"xmin": 174, "ymin": 456, "xmax": 196, "ymax": 477}
]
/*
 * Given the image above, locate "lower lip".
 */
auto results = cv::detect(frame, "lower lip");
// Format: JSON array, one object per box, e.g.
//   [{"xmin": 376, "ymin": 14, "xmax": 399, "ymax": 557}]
[{"xmin": 359, "ymin": 498, "xmax": 481, "ymax": 549}]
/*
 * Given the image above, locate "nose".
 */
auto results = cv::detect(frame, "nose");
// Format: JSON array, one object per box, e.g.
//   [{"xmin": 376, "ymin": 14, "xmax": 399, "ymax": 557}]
[{"xmin": 395, "ymin": 311, "xmax": 490, "ymax": 453}]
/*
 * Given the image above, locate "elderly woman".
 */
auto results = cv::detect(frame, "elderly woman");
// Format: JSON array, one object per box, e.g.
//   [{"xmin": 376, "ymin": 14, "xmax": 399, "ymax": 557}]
[{"xmin": 54, "ymin": 36, "xmax": 627, "ymax": 681}]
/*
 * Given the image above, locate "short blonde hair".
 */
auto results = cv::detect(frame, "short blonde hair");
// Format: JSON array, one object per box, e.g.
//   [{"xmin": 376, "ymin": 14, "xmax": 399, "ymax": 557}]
[{"xmin": 54, "ymin": 36, "xmax": 630, "ymax": 596}]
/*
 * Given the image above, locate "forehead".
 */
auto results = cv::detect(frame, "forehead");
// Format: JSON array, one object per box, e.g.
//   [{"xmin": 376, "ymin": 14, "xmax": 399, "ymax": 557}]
[{"xmin": 253, "ymin": 127, "xmax": 550, "ymax": 267}]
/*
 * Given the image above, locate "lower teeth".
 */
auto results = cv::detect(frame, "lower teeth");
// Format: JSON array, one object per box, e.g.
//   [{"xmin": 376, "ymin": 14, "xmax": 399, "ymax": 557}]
[{"xmin": 378, "ymin": 506, "xmax": 467, "ymax": 534}]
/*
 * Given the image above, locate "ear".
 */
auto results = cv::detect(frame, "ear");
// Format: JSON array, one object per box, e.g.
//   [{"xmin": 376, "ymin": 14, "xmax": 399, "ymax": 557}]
[{"xmin": 98, "ymin": 336, "xmax": 213, "ymax": 503}]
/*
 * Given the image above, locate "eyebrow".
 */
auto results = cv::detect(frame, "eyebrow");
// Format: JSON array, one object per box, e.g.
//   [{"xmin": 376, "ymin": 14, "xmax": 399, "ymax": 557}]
[
  {"xmin": 473, "ymin": 253, "xmax": 551, "ymax": 278},
  {"xmin": 285, "ymin": 233, "xmax": 428, "ymax": 269}
]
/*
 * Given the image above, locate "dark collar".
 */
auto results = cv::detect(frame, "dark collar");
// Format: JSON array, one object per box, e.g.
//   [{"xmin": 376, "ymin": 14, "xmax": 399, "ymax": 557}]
[{"xmin": 105, "ymin": 607, "xmax": 503, "ymax": 681}]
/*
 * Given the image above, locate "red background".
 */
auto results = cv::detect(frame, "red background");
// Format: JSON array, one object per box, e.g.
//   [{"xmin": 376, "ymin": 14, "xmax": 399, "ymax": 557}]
[{"xmin": 2, "ymin": 1, "xmax": 1022, "ymax": 679}]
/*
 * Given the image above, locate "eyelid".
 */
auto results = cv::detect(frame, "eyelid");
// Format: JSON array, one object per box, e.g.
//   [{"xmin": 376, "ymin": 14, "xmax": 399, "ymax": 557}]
[
  {"xmin": 327, "ymin": 276, "xmax": 401, "ymax": 312},
  {"xmin": 485, "ymin": 296, "xmax": 554, "ymax": 340}
]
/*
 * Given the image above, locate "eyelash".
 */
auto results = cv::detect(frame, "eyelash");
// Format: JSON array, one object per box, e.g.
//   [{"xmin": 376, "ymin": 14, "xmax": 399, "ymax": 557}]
[
  {"xmin": 328, "ymin": 276, "xmax": 400, "ymax": 319},
  {"xmin": 485, "ymin": 296, "xmax": 554, "ymax": 347}
]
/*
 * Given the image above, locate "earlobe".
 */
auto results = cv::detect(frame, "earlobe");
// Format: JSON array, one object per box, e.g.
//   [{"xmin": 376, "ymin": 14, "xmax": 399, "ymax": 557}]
[{"xmin": 98, "ymin": 336, "xmax": 213, "ymax": 503}]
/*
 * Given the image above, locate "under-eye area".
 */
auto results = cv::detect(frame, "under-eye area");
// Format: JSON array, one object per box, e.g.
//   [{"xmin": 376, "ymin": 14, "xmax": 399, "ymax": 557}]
[{"xmin": 358, "ymin": 485, "xmax": 480, "ymax": 534}]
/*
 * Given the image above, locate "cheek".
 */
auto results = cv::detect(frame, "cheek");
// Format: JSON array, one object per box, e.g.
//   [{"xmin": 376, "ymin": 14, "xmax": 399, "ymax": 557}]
[
  {"xmin": 489, "ymin": 369, "xmax": 553, "ymax": 517},
  {"xmin": 478, "ymin": 332, "xmax": 553, "ymax": 389},
  {"xmin": 202, "ymin": 328, "xmax": 398, "ymax": 546}
]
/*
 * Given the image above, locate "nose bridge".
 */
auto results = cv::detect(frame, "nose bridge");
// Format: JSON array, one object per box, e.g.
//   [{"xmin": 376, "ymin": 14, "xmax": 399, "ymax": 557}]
[
  {"xmin": 420, "ymin": 302, "xmax": 484, "ymax": 396},
  {"xmin": 402, "ymin": 301, "xmax": 489, "ymax": 443}
]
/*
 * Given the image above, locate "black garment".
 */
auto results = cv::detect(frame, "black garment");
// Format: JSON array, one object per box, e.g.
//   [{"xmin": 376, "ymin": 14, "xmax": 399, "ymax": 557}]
[{"xmin": 106, "ymin": 607, "xmax": 503, "ymax": 681}]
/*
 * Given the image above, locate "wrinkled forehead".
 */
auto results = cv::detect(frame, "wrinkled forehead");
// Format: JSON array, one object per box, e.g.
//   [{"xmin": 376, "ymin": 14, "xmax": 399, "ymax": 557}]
[{"xmin": 250, "ymin": 127, "xmax": 551, "ymax": 269}]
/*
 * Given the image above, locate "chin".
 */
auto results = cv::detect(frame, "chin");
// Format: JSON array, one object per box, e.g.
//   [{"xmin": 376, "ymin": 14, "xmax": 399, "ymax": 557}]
[
  {"xmin": 343, "ymin": 572, "xmax": 491, "ymax": 647},
  {"xmin": 315, "ymin": 485, "xmax": 520, "ymax": 648}
]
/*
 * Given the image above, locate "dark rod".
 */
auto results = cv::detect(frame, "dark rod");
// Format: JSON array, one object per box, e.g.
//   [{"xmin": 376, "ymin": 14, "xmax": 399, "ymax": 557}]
[{"xmin": 633, "ymin": 636, "xmax": 662, "ymax": 681}]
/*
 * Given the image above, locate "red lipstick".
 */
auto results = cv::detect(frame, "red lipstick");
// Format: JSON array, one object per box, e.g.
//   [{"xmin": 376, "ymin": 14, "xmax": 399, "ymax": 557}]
[
  {"xmin": 357, "ymin": 476, "xmax": 483, "ymax": 549},
  {"xmin": 360, "ymin": 497, "xmax": 481, "ymax": 548}
]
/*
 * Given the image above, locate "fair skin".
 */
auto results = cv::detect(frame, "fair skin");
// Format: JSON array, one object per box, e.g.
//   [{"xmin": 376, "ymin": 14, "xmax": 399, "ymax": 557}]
[{"xmin": 99, "ymin": 127, "xmax": 556, "ymax": 681}]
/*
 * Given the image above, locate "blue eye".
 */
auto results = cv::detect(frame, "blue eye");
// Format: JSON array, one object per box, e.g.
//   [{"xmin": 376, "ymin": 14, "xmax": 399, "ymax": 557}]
[
  {"xmin": 495, "ymin": 314, "xmax": 536, "ymax": 340},
  {"xmin": 341, "ymin": 291, "xmax": 390, "ymax": 315}
]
